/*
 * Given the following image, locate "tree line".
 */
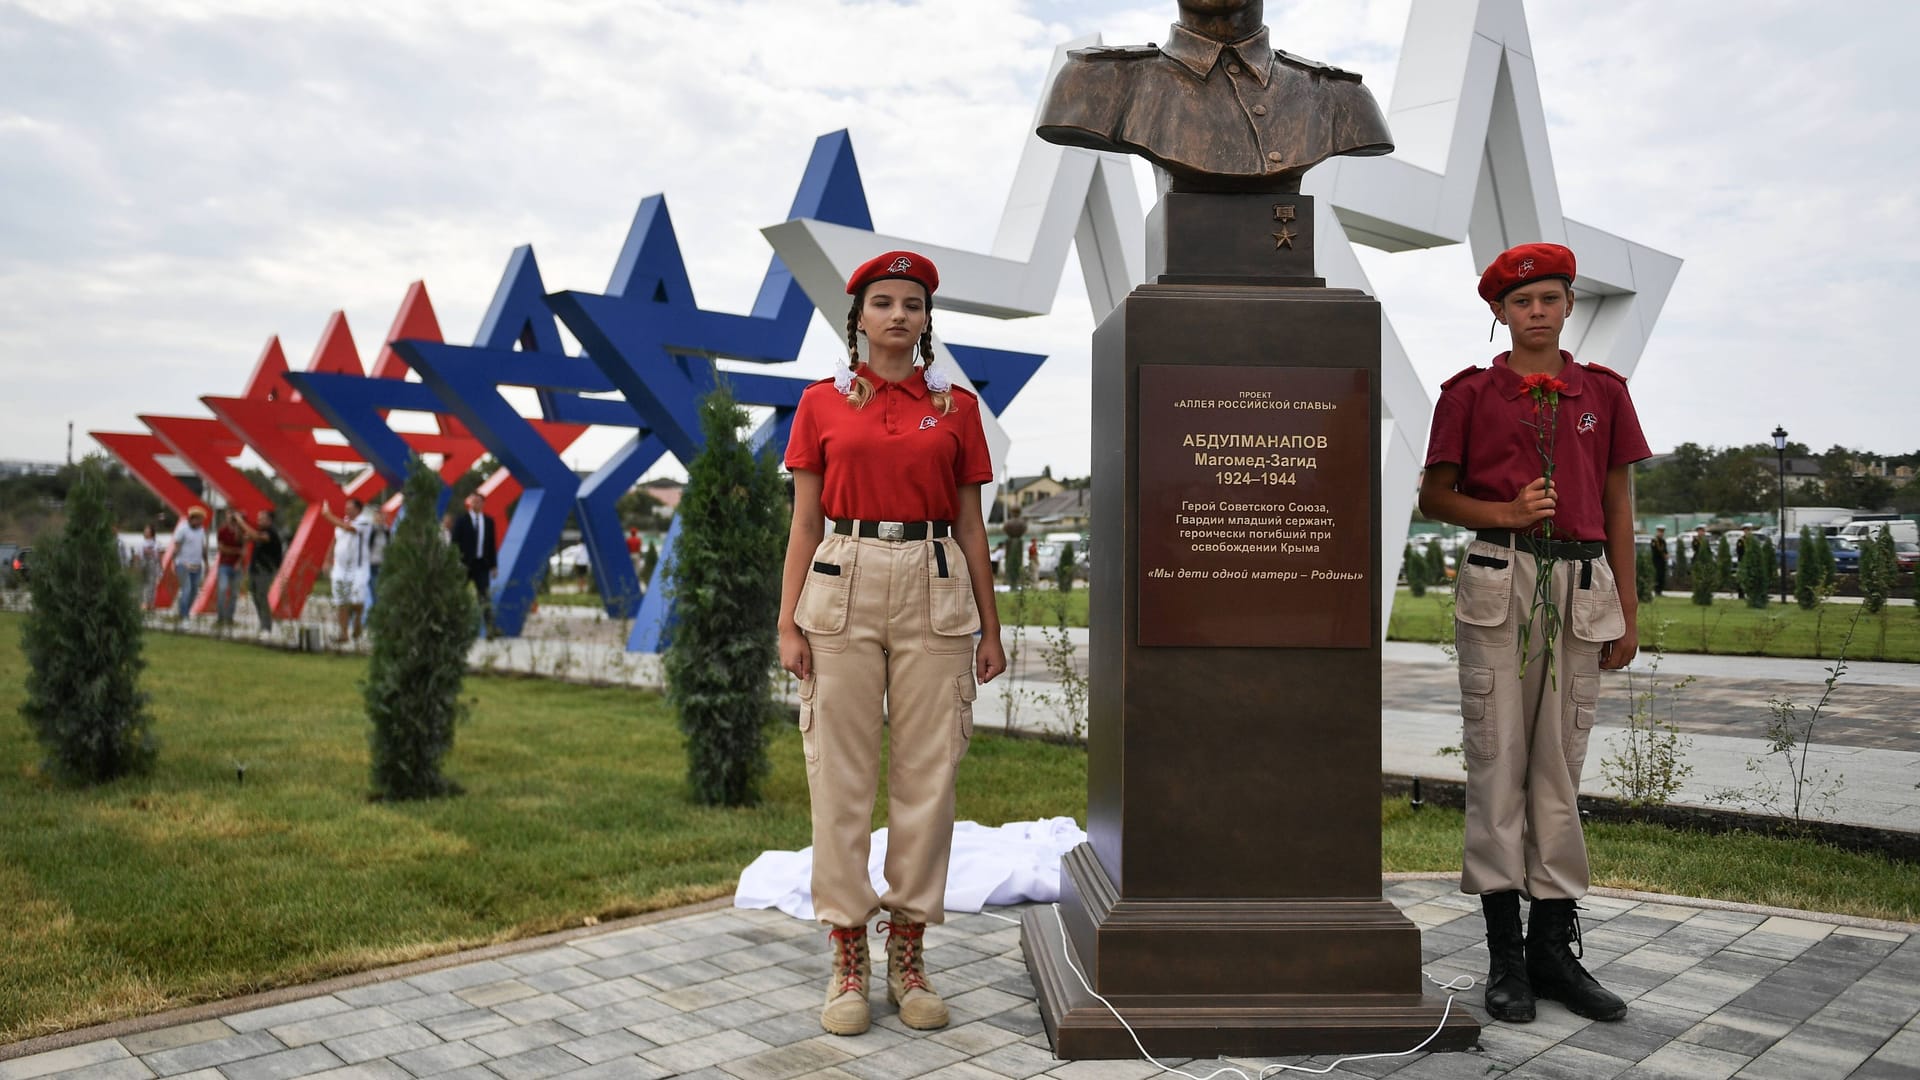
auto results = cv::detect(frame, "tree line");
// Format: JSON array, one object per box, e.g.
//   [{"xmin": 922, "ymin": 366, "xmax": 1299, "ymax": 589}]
[{"xmin": 1636, "ymin": 442, "xmax": 1920, "ymax": 516}]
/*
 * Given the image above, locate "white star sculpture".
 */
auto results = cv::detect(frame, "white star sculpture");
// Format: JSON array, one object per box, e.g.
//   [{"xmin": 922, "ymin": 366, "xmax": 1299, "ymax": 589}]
[{"xmin": 765, "ymin": 0, "xmax": 1681, "ymax": 630}]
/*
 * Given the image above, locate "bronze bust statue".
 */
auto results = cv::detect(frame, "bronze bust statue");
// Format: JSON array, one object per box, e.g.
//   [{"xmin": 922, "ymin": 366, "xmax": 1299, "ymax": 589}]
[{"xmin": 1037, "ymin": 0, "xmax": 1393, "ymax": 194}]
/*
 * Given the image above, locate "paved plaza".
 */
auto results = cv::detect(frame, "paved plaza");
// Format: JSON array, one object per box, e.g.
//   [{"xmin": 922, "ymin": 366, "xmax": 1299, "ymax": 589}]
[
  {"xmin": 9, "ymin": 598, "xmax": 1917, "ymax": 1078},
  {"xmin": 5, "ymin": 880, "xmax": 1917, "ymax": 1080}
]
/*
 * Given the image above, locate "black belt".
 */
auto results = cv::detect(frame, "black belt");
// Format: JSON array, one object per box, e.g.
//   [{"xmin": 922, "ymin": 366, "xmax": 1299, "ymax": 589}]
[
  {"xmin": 832, "ymin": 519, "xmax": 952, "ymax": 541},
  {"xmin": 1476, "ymin": 529, "xmax": 1604, "ymax": 561}
]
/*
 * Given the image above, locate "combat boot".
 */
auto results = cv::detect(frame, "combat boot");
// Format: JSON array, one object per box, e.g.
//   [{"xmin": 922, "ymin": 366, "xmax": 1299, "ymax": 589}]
[
  {"xmin": 1527, "ymin": 898, "xmax": 1627, "ymax": 1021},
  {"xmin": 820, "ymin": 925, "xmax": 871, "ymax": 1035},
  {"xmin": 1480, "ymin": 890, "xmax": 1535, "ymax": 1023},
  {"xmin": 880, "ymin": 918, "xmax": 949, "ymax": 1030}
]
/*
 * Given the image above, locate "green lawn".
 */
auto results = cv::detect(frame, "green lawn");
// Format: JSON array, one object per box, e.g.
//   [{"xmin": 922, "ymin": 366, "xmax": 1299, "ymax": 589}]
[
  {"xmin": 0, "ymin": 613, "xmax": 1081, "ymax": 1042},
  {"xmin": 4, "ymin": 611, "xmax": 1916, "ymax": 1042},
  {"xmin": 995, "ymin": 586, "xmax": 1091, "ymax": 628},
  {"xmin": 1387, "ymin": 588, "xmax": 1920, "ymax": 662}
]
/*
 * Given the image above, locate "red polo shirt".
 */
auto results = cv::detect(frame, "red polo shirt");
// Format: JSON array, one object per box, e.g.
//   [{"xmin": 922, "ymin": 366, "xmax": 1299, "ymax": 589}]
[
  {"xmin": 1425, "ymin": 352, "xmax": 1650, "ymax": 542},
  {"xmin": 785, "ymin": 367, "xmax": 994, "ymax": 522}
]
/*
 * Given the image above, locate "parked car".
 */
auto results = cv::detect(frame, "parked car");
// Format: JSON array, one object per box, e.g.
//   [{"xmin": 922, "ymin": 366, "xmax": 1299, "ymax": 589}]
[
  {"xmin": 0, "ymin": 543, "xmax": 19, "ymax": 587},
  {"xmin": 1898, "ymin": 542, "xmax": 1920, "ymax": 574},
  {"xmin": 8, "ymin": 546, "xmax": 29, "ymax": 585},
  {"xmin": 548, "ymin": 543, "xmax": 591, "ymax": 577},
  {"xmin": 1832, "ymin": 538, "xmax": 1860, "ymax": 575}
]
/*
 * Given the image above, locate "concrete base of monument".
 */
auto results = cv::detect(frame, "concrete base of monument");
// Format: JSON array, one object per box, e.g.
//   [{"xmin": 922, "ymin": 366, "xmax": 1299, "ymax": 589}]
[{"xmin": 1021, "ymin": 845, "xmax": 1481, "ymax": 1060}]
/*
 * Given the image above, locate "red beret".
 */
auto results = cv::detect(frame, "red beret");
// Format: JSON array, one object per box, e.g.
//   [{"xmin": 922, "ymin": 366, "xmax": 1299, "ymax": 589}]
[
  {"xmin": 845, "ymin": 250, "xmax": 938, "ymax": 297},
  {"xmin": 1478, "ymin": 242, "xmax": 1575, "ymax": 302}
]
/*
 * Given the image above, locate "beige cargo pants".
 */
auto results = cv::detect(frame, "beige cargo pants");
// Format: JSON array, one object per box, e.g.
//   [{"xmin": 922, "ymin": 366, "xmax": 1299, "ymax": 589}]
[
  {"xmin": 1452, "ymin": 537, "xmax": 1625, "ymax": 900},
  {"xmin": 794, "ymin": 532, "xmax": 981, "ymax": 928}
]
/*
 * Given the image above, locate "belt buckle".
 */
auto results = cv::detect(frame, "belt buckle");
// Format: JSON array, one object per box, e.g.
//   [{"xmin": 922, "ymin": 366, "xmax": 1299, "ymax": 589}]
[{"xmin": 877, "ymin": 521, "xmax": 906, "ymax": 541}]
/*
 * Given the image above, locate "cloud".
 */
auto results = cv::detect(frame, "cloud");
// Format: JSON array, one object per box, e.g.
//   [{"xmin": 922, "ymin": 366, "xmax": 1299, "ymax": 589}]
[{"xmin": 2, "ymin": 0, "xmax": 1917, "ymax": 482}]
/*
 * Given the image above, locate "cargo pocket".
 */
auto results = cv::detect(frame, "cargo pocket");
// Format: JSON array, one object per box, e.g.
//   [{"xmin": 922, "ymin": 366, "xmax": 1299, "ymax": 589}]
[
  {"xmin": 795, "ymin": 553, "xmax": 853, "ymax": 654},
  {"xmin": 1564, "ymin": 671, "xmax": 1597, "ymax": 764},
  {"xmin": 926, "ymin": 539, "xmax": 981, "ymax": 654},
  {"xmin": 953, "ymin": 673, "xmax": 977, "ymax": 766},
  {"xmin": 1460, "ymin": 664, "xmax": 1497, "ymax": 761},
  {"xmin": 1570, "ymin": 558, "xmax": 1627, "ymax": 644},
  {"xmin": 798, "ymin": 677, "xmax": 820, "ymax": 765},
  {"xmin": 1454, "ymin": 542, "xmax": 1515, "ymax": 644}
]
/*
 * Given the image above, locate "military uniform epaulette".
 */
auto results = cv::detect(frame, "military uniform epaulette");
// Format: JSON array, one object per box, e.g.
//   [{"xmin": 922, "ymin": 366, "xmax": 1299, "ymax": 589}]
[
  {"xmin": 1275, "ymin": 48, "xmax": 1363, "ymax": 81},
  {"xmin": 1584, "ymin": 362, "xmax": 1629, "ymax": 384},
  {"xmin": 1071, "ymin": 44, "xmax": 1161, "ymax": 61},
  {"xmin": 1440, "ymin": 365, "xmax": 1484, "ymax": 390}
]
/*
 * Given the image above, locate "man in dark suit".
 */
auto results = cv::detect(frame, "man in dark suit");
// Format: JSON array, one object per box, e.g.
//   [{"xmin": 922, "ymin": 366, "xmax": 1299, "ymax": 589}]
[{"xmin": 450, "ymin": 492, "xmax": 498, "ymax": 637}]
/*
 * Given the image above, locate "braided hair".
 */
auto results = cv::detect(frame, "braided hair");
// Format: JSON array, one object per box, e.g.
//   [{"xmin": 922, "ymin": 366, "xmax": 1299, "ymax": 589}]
[{"xmin": 842, "ymin": 289, "xmax": 954, "ymax": 415}]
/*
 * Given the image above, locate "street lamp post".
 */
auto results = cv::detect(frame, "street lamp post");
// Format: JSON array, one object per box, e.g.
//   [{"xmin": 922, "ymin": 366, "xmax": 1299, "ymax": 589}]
[{"xmin": 1773, "ymin": 425, "xmax": 1789, "ymax": 603}]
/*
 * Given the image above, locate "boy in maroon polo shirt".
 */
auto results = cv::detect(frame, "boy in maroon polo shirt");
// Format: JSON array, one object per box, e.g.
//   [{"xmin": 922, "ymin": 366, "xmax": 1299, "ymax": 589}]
[{"xmin": 1419, "ymin": 243, "xmax": 1650, "ymax": 1025}]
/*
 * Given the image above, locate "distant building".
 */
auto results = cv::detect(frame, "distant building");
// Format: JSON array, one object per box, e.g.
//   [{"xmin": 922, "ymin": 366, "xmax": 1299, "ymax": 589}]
[
  {"xmin": 1020, "ymin": 487, "xmax": 1091, "ymax": 532},
  {"xmin": 639, "ymin": 477, "xmax": 684, "ymax": 514},
  {"xmin": 0, "ymin": 459, "xmax": 61, "ymax": 479},
  {"xmin": 996, "ymin": 469, "xmax": 1064, "ymax": 521},
  {"xmin": 1764, "ymin": 456, "xmax": 1825, "ymax": 492}
]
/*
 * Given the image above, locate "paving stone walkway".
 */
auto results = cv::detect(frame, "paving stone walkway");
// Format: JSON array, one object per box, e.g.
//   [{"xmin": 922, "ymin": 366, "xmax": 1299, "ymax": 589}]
[{"xmin": 6, "ymin": 880, "xmax": 1916, "ymax": 1080}]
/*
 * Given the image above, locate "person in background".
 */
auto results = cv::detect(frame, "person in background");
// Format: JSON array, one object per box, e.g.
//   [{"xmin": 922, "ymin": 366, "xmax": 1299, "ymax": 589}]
[
  {"xmin": 319, "ymin": 499, "xmax": 372, "ymax": 645},
  {"xmin": 239, "ymin": 509, "xmax": 284, "ymax": 635},
  {"xmin": 449, "ymin": 492, "xmax": 498, "ymax": 638},
  {"xmin": 1691, "ymin": 525, "xmax": 1709, "ymax": 563},
  {"xmin": 1649, "ymin": 526, "xmax": 1668, "ymax": 595},
  {"xmin": 138, "ymin": 523, "xmax": 162, "ymax": 609},
  {"xmin": 170, "ymin": 506, "xmax": 210, "ymax": 620},
  {"xmin": 359, "ymin": 500, "xmax": 389, "ymax": 633},
  {"xmin": 441, "ymin": 510, "xmax": 458, "ymax": 547},
  {"xmin": 214, "ymin": 509, "xmax": 247, "ymax": 627}
]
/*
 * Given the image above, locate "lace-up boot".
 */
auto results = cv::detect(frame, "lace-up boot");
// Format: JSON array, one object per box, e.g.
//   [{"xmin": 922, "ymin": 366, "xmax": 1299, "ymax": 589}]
[
  {"xmin": 880, "ymin": 919, "xmax": 949, "ymax": 1029},
  {"xmin": 1527, "ymin": 898, "xmax": 1627, "ymax": 1021},
  {"xmin": 820, "ymin": 925, "xmax": 871, "ymax": 1035},
  {"xmin": 1480, "ymin": 890, "xmax": 1534, "ymax": 1023}
]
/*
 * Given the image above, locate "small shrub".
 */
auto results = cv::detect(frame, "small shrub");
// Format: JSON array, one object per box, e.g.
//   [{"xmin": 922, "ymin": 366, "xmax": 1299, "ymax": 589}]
[
  {"xmin": 1424, "ymin": 538, "xmax": 1447, "ymax": 584},
  {"xmin": 1794, "ymin": 526, "xmax": 1819, "ymax": 610},
  {"xmin": 1672, "ymin": 539, "xmax": 1690, "ymax": 590},
  {"xmin": 1715, "ymin": 535, "xmax": 1735, "ymax": 597},
  {"xmin": 364, "ymin": 458, "xmax": 480, "ymax": 800},
  {"xmin": 1739, "ymin": 539, "xmax": 1770, "ymax": 609},
  {"xmin": 664, "ymin": 384, "xmax": 785, "ymax": 807},
  {"xmin": 1056, "ymin": 541, "xmax": 1076, "ymax": 593},
  {"xmin": 1405, "ymin": 543, "xmax": 1428, "ymax": 598},
  {"xmin": 1635, "ymin": 548, "xmax": 1655, "ymax": 604},
  {"xmin": 19, "ymin": 459, "xmax": 156, "ymax": 783},
  {"xmin": 1691, "ymin": 543, "xmax": 1716, "ymax": 607}
]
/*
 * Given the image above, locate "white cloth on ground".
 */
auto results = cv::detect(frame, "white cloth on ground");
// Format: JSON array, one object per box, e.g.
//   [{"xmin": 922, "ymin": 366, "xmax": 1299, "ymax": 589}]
[{"xmin": 733, "ymin": 817, "xmax": 1087, "ymax": 921}]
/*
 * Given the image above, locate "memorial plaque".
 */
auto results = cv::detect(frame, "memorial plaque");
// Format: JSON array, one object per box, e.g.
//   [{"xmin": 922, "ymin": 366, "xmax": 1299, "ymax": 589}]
[{"xmin": 1137, "ymin": 363, "xmax": 1371, "ymax": 648}]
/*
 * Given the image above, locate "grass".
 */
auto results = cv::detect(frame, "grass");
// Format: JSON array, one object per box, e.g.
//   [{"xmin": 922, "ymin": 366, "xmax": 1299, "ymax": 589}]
[
  {"xmin": 994, "ymin": 586, "xmax": 1091, "ymax": 628},
  {"xmin": 5, "ymin": 612, "xmax": 1917, "ymax": 1042},
  {"xmin": 1387, "ymin": 588, "xmax": 1920, "ymax": 662},
  {"xmin": 1381, "ymin": 799, "xmax": 1920, "ymax": 924},
  {"xmin": 0, "ymin": 613, "xmax": 1081, "ymax": 1043}
]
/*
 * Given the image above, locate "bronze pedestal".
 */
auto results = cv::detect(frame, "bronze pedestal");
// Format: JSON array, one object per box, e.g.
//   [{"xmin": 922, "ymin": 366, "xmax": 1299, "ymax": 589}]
[{"xmin": 1020, "ymin": 195, "xmax": 1479, "ymax": 1058}]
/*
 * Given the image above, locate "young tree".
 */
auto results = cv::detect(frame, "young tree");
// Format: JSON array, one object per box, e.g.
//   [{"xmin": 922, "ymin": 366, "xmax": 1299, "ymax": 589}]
[
  {"xmin": 1636, "ymin": 548, "xmax": 1656, "ymax": 604},
  {"xmin": 664, "ymin": 384, "xmax": 785, "ymax": 807},
  {"xmin": 1738, "ymin": 537, "xmax": 1770, "ymax": 609},
  {"xmin": 1056, "ymin": 541, "xmax": 1077, "ymax": 593},
  {"xmin": 1875, "ymin": 525, "xmax": 1898, "ymax": 596},
  {"xmin": 1860, "ymin": 527, "xmax": 1894, "ymax": 614},
  {"xmin": 1672, "ymin": 537, "xmax": 1690, "ymax": 590},
  {"xmin": 1714, "ymin": 535, "xmax": 1736, "ymax": 597},
  {"xmin": 1813, "ymin": 530, "xmax": 1836, "ymax": 589},
  {"xmin": 364, "ymin": 458, "xmax": 481, "ymax": 800},
  {"xmin": 19, "ymin": 459, "xmax": 156, "ymax": 783},
  {"xmin": 1690, "ymin": 541, "xmax": 1716, "ymax": 607},
  {"xmin": 1424, "ymin": 538, "xmax": 1447, "ymax": 585},
  {"xmin": 1404, "ymin": 543, "xmax": 1428, "ymax": 598},
  {"xmin": 1794, "ymin": 526, "xmax": 1820, "ymax": 610}
]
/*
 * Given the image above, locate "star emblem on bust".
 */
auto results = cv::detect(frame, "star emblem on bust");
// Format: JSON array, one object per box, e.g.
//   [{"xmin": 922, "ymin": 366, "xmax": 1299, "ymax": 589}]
[{"xmin": 1272, "ymin": 224, "xmax": 1297, "ymax": 250}]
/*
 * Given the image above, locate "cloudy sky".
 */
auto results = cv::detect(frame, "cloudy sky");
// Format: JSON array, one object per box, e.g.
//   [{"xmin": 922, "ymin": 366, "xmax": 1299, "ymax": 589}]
[{"xmin": 2, "ymin": 0, "xmax": 1915, "ymax": 481}]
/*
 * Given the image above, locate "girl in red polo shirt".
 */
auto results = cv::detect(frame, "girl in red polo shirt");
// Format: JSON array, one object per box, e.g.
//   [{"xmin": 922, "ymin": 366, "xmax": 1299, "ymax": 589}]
[{"xmin": 779, "ymin": 251, "xmax": 1007, "ymax": 1037}]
